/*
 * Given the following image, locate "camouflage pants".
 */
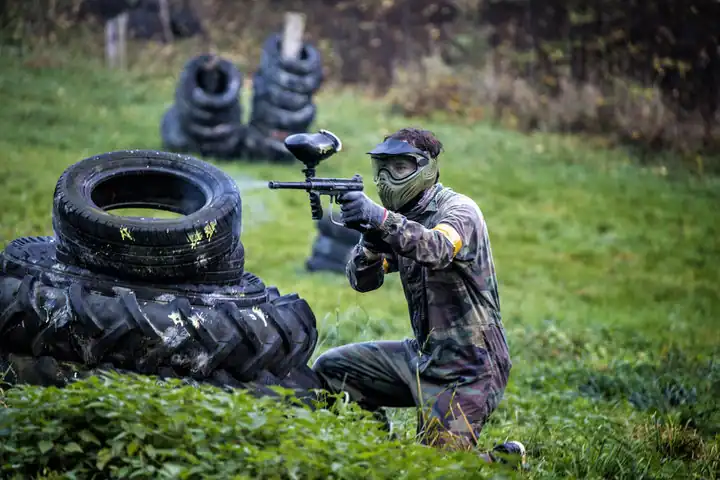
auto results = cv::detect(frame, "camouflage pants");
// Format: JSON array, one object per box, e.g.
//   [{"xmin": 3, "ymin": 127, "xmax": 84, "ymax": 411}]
[{"xmin": 312, "ymin": 331, "xmax": 509, "ymax": 447}]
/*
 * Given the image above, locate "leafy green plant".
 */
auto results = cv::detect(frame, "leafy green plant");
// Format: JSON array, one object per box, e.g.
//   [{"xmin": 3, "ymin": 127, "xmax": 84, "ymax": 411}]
[{"xmin": 0, "ymin": 373, "xmax": 499, "ymax": 479}]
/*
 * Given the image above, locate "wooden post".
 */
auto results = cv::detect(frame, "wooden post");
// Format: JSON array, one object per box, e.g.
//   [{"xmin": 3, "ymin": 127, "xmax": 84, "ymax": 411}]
[
  {"xmin": 158, "ymin": 0, "xmax": 174, "ymax": 44},
  {"xmin": 118, "ymin": 13, "xmax": 128, "ymax": 69},
  {"xmin": 200, "ymin": 54, "xmax": 221, "ymax": 93},
  {"xmin": 105, "ymin": 17, "xmax": 117, "ymax": 68},
  {"xmin": 105, "ymin": 12, "xmax": 128, "ymax": 69},
  {"xmin": 276, "ymin": 12, "xmax": 306, "ymax": 139},
  {"xmin": 282, "ymin": 12, "xmax": 306, "ymax": 60}
]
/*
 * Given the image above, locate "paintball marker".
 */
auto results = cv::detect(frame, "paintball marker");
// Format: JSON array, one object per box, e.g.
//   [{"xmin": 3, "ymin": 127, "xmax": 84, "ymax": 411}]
[{"xmin": 268, "ymin": 129, "xmax": 369, "ymax": 230}]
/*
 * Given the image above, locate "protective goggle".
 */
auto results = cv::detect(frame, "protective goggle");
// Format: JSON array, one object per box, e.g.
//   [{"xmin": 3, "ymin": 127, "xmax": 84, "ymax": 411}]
[
  {"xmin": 367, "ymin": 139, "xmax": 431, "ymax": 181},
  {"xmin": 370, "ymin": 154, "xmax": 424, "ymax": 180}
]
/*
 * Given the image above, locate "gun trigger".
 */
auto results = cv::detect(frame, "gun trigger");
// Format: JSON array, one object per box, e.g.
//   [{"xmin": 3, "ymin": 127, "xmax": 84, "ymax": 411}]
[{"xmin": 328, "ymin": 199, "xmax": 344, "ymax": 227}]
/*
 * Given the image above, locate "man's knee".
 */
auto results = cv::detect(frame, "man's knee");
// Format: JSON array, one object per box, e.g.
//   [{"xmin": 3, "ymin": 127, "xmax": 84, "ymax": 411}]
[
  {"xmin": 311, "ymin": 341, "xmax": 417, "ymax": 408},
  {"xmin": 312, "ymin": 346, "xmax": 344, "ymax": 379},
  {"xmin": 311, "ymin": 344, "xmax": 362, "ymax": 394},
  {"xmin": 312, "ymin": 341, "xmax": 384, "ymax": 376}
]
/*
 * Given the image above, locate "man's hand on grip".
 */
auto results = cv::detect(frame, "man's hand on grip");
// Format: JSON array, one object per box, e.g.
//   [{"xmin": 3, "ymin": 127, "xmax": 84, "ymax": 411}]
[{"xmin": 337, "ymin": 192, "xmax": 387, "ymax": 231}]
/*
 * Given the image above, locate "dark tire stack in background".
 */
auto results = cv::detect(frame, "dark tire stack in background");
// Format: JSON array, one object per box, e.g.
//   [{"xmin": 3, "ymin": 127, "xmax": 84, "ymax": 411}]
[
  {"xmin": 245, "ymin": 33, "xmax": 324, "ymax": 162},
  {"xmin": 78, "ymin": 0, "xmax": 204, "ymax": 41},
  {"xmin": 0, "ymin": 150, "xmax": 322, "ymax": 399},
  {"xmin": 125, "ymin": 0, "xmax": 203, "ymax": 40},
  {"xmin": 160, "ymin": 32, "xmax": 324, "ymax": 163},
  {"xmin": 161, "ymin": 55, "xmax": 245, "ymax": 159},
  {"xmin": 305, "ymin": 214, "xmax": 361, "ymax": 274}
]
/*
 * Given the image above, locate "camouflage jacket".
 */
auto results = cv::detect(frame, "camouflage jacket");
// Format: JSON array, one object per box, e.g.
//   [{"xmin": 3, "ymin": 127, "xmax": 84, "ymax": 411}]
[{"xmin": 346, "ymin": 183, "xmax": 511, "ymax": 384}]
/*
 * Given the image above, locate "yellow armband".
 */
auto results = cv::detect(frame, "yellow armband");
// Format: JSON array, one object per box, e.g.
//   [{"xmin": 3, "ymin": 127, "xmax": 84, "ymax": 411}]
[
  {"xmin": 432, "ymin": 223, "xmax": 463, "ymax": 257},
  {"xmin": 382, "ymin": 258, "xmax": 390, "ymax": 273}
]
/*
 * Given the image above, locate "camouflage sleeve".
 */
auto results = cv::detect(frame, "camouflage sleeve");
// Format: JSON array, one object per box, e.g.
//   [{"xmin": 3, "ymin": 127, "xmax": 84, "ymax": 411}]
[
  {"xmin": 376, "ymin": 195, "xmax": 482, "ymax": 270},
  {"xmin": 345, "ymin": 244, "xmax": 398, "ymax": 293}
]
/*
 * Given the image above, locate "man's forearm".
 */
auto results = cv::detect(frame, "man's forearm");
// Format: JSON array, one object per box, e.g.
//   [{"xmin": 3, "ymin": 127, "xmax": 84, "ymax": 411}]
[{"xmin": 375, "ymin": 211, "xmax": 461, "ymax": 269}]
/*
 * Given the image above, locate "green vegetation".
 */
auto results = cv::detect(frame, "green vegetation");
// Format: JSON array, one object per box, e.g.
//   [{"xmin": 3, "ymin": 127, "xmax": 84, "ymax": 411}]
[
  {"xmin": 0, "ymin": 374, "xmax": 491, "ymax": 479},
  {"xmin": 0, "ymin": 51, "xmax": 719, "ymax": 478}
]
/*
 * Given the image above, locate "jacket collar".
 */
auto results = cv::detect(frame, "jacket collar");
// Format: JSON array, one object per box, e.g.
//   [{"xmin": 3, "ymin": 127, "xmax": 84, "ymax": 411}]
[{"xmin": 402, "ymin": 183, "xmax": 443, "ymax": 220}]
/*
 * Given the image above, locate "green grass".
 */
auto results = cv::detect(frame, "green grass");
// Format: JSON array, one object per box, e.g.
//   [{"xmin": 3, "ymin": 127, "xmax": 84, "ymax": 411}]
[{"xmin": 0, "ymin": 50, "xmax": 719, "ymax": 479}]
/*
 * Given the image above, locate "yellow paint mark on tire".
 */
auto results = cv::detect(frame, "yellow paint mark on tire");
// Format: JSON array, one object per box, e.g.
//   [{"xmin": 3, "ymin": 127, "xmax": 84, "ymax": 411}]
[
  {"xmin": 204, "ymin": 220, "xmax": 218, "ymax": 240},
  {"xmin": 120, "ymin": 227, "xmax": 134, "ymax": 241},
  {"xmin": 187, "ymin": 230, "xmax": 203, "ymax": 249}
]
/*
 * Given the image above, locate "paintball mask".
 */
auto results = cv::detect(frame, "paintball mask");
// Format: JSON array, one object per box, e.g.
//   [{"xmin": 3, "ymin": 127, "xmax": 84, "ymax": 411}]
[{"xmin": 368, "ymin": 138, "xmax": 438, "ymax": 211}]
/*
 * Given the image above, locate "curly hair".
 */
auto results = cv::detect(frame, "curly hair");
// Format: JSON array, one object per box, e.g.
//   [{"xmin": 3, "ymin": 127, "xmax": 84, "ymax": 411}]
[{"xmin": 383, "ymin": 127, "xmax": 444, "ymax": 159}]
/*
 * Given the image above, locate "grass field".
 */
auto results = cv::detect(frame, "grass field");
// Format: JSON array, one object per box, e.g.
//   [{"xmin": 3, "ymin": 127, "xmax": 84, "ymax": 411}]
[{"xmin": 0, "ymin": 50, "xmax": 719, "ymax": 479}]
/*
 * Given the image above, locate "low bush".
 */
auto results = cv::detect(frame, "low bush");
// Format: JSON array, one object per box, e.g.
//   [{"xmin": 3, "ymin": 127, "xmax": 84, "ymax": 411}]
[
  {"xmin": 572, "ymin": 348, "xmax": 720, "ymax": 437},
  {"xmin": 386, "ymin": 54, "xmax": 720, "ymax": 169},
  {"xmin": 0, "ymin": 373, "xmax": 501, "ymax": 479}
]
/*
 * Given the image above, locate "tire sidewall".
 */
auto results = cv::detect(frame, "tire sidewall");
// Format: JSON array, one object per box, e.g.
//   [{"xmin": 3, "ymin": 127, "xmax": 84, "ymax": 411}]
[{"xmin": 53, "ymin": 150, "xmax": 242, "ymax": 248}]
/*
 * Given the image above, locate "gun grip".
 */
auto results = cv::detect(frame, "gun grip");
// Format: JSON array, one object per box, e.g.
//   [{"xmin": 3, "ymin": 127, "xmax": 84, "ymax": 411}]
[{"xmin": 309, "ymin": 191, "xmax": 323, "ymax": 220}]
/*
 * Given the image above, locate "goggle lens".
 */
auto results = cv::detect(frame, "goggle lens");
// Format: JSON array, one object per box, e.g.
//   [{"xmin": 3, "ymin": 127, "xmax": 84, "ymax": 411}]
[{"xmin": 372, "ymin": 155, "xmax": 420, "ymax": 180}]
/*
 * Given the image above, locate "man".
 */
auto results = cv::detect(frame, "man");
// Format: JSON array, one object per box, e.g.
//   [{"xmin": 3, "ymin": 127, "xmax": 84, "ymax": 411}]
[{"xmin": 312, "ymin": 127, "xmax": 525, "ymax": 465}]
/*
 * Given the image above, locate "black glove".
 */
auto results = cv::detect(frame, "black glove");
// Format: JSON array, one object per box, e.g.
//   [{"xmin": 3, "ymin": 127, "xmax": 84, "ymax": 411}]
[
  {"xmin": 336, "ymin": 192, "xmax": 387, "ymax": 232},
  {"xmin": 361, "ymin": 229, "xmax": 394, "ymax": 255}
]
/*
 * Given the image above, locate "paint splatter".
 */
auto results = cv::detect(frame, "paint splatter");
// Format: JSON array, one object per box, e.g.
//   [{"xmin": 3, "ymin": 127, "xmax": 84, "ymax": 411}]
[
  {"xmin": 187, "ymin": 230, "xmax": 203, "ymax": 249},
  {"xmin": 120, "ymin": 227, "xmax": 134, "ymax": 241},
  {"xmin": 204, "ymin": 220, "xmax": 217, "ymax": 240}
]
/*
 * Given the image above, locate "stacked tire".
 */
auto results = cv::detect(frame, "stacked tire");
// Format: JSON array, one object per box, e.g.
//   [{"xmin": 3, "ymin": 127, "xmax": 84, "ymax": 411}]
[
  {"xmin": 125, "ymin": 0, "xmax": 203, "ymax": 41},
  {"xmin": 0, "ymin": 150, "xmax": 322, "ymax": 399},
  {"xmin": 79, "ymin": 0, "xmax": 203, "ymax": 41},
  {"xmin": 245, "ymin": 33, "xmax": 324, "ymax": 162},
  {"xmin": 305, "ymin": 214, "xmax": 361, "ymax": 274},
  {"xmin": 161, "ymin": 55, "xmax": 245, "ymax": 160}
]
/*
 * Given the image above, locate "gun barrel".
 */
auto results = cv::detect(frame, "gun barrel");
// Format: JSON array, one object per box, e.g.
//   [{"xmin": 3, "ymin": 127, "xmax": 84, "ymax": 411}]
[
  {"xmin": 268, "ymin": 179, "xmax": 363, "ymax": 191},
  {"xmin": 267, "ymin": 181, "xmax": 311, "ymax": 190}
]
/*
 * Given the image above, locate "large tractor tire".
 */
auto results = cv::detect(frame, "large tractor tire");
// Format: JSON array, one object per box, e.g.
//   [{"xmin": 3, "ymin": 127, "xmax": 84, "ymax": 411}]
[{"xmin": 0, "ymin": 236, "xmax": 319, "ymax": 387}]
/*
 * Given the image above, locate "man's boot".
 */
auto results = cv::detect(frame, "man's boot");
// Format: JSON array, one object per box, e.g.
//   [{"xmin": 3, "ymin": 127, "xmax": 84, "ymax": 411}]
[
  {"xmin": 479, "ymin": 440, "xmax": 527, "ymax": 469},
  {"xmin": 366, "ymin": 405, "xmax": 398, "ymax": 440}
]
